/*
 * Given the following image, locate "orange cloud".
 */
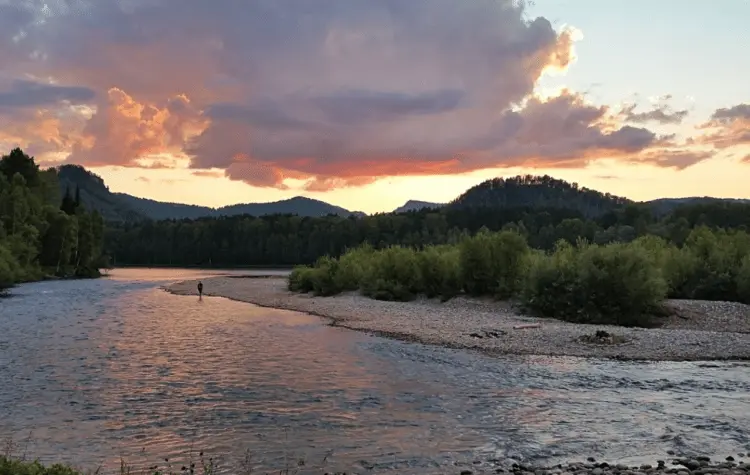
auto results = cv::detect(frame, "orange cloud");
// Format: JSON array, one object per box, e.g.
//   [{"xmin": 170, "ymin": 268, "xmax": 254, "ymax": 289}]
[
  {"xmin": 66, "ymin": 88, "xmax": 207, "ymax": 167},
  {"xmin": 191, "ymin": 170, "xmax": 224, "ymax": 178},
  {"xmin": 626, "ymin": 149, "xmax": 715, "ymax": 169},
  {"xmin": 696, "ymin": 103, "xmax": 750, "ymax": 150}
]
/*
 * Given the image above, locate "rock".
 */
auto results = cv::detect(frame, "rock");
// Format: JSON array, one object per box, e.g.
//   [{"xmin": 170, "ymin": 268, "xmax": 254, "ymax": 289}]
[
  {"xmin": 728, "ymin": 457, "xmax": 736, "ymax": 462},
  {"xmin": 642, "ymin": 465, "xmax": 653, "ymax": 470},
  {"xmin": 588, "ymin": 457, "xmax": 597, "ymax": 463},
  {"xmin": 668, "ymin": 451, "xmax": 676, "ymax": 456},
  {"xmin": 460, "ymin": 471, "xmax": 473, "ymax": 475},
  {"xmin": 592, "ymin": 468, "xmax": 603, "ymax": 475}
]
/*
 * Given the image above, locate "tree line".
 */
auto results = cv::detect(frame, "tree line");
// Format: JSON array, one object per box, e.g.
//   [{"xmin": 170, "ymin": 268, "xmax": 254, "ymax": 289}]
[
  {"xmin": 0, "ymin": 148, "xmax": 106, "ymax": 291},
  {"xmin": 104, "ymin": 197, "xmax": 750, "ymax": 268}
]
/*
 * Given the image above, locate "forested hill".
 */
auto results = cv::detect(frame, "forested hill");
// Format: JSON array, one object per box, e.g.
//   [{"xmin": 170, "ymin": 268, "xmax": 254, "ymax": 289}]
[
  {"xmin": 218, "ymin": 196, "xmax": 361, "ymax": 218},
  {"xmin": 58, "ymin": 165, "xmax": 361, "ymax": 220},
  {"xmin": 57, "ymin": 165, "xmax": 146, "ymax": 223},
  {"xmin": 450, "ymin": 175, "xmax": 632, "ymax": 217}
]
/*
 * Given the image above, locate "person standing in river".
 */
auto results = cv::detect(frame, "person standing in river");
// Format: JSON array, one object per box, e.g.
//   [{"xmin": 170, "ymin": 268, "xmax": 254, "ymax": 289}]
[{"xmin": 197, "ymin": 281, "xmax": 203, "ymax": 300}]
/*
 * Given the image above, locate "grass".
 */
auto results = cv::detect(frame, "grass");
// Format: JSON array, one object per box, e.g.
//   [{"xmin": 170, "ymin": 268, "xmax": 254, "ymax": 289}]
[{"xmin": 0, "ymin": 433, "xmax": 335, "ymax": 475}]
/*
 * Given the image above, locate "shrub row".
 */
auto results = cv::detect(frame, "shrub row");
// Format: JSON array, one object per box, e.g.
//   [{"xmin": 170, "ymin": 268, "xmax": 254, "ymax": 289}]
[{"xmin": 288, "ymin": 227, "xmax": 750, "ymax": 326}]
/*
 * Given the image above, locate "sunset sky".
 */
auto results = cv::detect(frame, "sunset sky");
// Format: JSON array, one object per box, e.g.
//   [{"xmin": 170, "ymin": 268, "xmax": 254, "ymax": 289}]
[{"xmin": 0, "ymin": 0, "xmax": 748, "ymax": 214}]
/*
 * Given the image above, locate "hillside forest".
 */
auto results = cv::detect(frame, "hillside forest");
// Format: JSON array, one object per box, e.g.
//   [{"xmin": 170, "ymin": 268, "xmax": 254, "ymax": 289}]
[
  {"xmin": 0, "ymin": 148, "xmax": 106, "ymax": 291},
  {"xmin": 105, "ymin": 176, "xmax": 750, "ymax": 271}
]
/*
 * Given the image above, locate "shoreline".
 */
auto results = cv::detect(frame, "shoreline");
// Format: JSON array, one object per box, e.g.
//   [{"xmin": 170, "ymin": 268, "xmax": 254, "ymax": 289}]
[
  {"xmin": 4, "ymin": 452, "xmax": 749, "ymax": 475},
  {"xmin": 165, "ymin": 275, "xmax": 750, "ymax": 362},
  {"xmin": 1, "ymin": 272, "xmax": 103, "ymax": 296}
]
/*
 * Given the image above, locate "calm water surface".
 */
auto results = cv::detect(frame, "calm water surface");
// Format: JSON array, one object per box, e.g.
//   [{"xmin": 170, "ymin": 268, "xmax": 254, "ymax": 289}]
[{"xmin": 1, "ymin": 268, "xmax": 748, "ymax": 474}]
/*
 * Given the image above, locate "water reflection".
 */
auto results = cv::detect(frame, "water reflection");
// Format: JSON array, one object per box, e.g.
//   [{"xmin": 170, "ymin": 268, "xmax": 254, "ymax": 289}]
[{"xmin": 0, "ymin": 269, "xmax": 748, "ymax": 474}]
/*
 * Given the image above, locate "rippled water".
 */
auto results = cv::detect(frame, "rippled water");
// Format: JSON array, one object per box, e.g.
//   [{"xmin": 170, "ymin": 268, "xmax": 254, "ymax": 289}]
[{"xmin": 1, "ymin": 268, "xmax": 749, "ymax": 474}]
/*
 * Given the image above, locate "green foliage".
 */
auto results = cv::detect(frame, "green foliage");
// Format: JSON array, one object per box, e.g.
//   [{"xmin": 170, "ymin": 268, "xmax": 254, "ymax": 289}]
[
  {"xmin": 521, "ymin": 240, "xmax": 668, "ymax": 326},
  {"xmin": 0, "ymin": 242, "xmax": 18, "ymax": 290},
  {"xmin": 668, "ymin": 227, "xmax": 750, "ymax": 301},
  {"xmin": 417, "ymin": 245, "xmax": 461, "ymax": 301},
  {"xmin": 0, "ymin": 456, "xmax": 80, "ymax": 475},
  {"xmin": 0, "ymin": 148, "xmax": 106, "ymax": 290},
  {"xmin": 737, "ymin": 255, "xmax": 750, "ymax": 304},
  {"xmin": 333, "ymin": 244, "xmax": 374, "ymax": 291},
  {"xmin": 360, "ymin": 246, "xmax": 423, "ymax": 301},
  {"xmin": 459, "ymin": 229, "xmax": 530, "ymax": 298},
  {"xmin": 286, "ymin": 224, "xmax": 750, "ymax": 327},
  {"xmin": 0, "ymin": 454, "xmax": 218, "ymax": 475}
]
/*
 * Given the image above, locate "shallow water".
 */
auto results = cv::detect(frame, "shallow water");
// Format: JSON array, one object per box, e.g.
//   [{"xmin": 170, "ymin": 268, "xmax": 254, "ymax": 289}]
[{"xmin": 1, "ymin": 268, "xmax": 748, "ymax": 474}]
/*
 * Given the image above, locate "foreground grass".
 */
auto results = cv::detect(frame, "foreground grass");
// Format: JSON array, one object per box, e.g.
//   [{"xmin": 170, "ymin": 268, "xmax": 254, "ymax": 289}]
[
  {"xmin": 0, "ymin": 454, "xmax": 218, "ymax": 475},
  {"xmin": 289, "ymin": 226, "xmax": 750, "ymax": 327},
  {"xmin": 1, "ymin": 439, "xmax": 329, "ymax": 475}
]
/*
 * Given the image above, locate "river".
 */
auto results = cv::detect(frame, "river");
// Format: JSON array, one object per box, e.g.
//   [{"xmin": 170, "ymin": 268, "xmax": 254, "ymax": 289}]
[{"xmin": 1, "ymin": 268, "xmax": 748, "ymax": 474}]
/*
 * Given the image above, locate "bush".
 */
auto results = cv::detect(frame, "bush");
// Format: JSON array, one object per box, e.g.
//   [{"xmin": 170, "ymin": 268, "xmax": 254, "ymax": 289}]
[
  {"xmin": 0, "ymin": 457, "xmax": 80, "ymax": 475},
  {"xmin": 287, "ymin": 256, "xmax": 342, "ymax": 296},
  {"xmin": 286, "ymin": 226, "xmax": 750, "ymax": 327},
  {"xmin": 417, "ymin": 245, "xmax": 462, "ymax": 301},
  {"xmin": 0, "ymin": 242, "xmax": 18, "ymax": 290},
  {"xmin": 287, "ymin": 265, "xmax": 316, "ymax": 293},
  {"xmin": 522, "ymin": 240, "xmax": 667, "ymax": 326},
  {"xmin": 735, "ymin": 255, "xmax": 750, "ymax": 304},
  {"xmin": 333, "ymin": 244, "xmax": 374, "ymax": 291},
  {"xmin": 673, "ymin": 227, "xmax": 750, "ymax": 301},
  {"xmin": 361, "ymin": 246, "xmax": 422, "ymax": 301},
  {"xmin": 459, "ymin": 229, "xmax": 529, "ymax": 298}
]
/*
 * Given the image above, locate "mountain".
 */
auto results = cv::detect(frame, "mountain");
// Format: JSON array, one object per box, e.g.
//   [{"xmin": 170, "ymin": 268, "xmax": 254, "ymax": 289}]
[
  {"xmin": 644, "ymin": 197, "xmax": 750, "ymax": 215},
  {"xmin": 57, "ymin": 165, "xmax": 146, "ymax": 223},
  {"xmin": 449, "ymin": 175, "xmax": 632, "ymax": 217},
  {"xmin": 57, "ymin": 165, "xmax": 360, "ymax": 221},
  {"xmin": 56, "ymin": 165, "xmax": 749, "ymax": 224},
  {"xmin": 393, "ymin": 200, "xmax": 445, "ymax": 213},
  {"xmin": 218, "ymin": 196, "xmax": 360, "ymax": 218},
  {"xmin": 114, "ymin": 193, "xmax": 216, "ymax": 221}
]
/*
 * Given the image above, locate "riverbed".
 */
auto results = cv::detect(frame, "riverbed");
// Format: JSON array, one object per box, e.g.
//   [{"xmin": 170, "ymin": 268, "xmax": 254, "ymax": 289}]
[{"xmin": 1, "ymin": 268, "xmax": 748, "ymax": 474}]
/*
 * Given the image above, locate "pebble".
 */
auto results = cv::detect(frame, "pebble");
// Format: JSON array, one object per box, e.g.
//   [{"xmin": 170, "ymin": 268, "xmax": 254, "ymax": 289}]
[{"xmin": 458, "ymin": 455, "xmax": 750, "ymax": 475}]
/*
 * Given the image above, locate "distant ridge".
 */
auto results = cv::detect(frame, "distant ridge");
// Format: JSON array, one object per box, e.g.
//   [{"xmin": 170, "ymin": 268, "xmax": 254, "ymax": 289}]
[
  {"xmin": 393, "ymin": 200, "xmax": 445, "ymax": 213},
  {"xmin": 57, "ymin": 165, "xmax": 360, "ymax": 222},
  {"xmin": 57, "ymin": 165, "xmax": 749, "ymax": 223}
]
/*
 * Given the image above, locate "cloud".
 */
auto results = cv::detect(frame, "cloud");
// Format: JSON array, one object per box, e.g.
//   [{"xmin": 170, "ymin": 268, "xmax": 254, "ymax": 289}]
[
  {"xmin": 619, "ymin": 102, "xmax": 689, "ymax": 125},
  {"xmin": 695, "ymin": 103, "xmax": 750, "ymax": 150},
  {"xmin": 191, "ymin": 170, "xmax": 224, "ymax": 178},
  {"xmin": 0, "ymin": 80, "xmax": 96, "ymax": 109},
  {"xmin": 0, "ymin": 0, "xmax": 711, "ymax": 188},
  {"xmin": 66, "ymin": 88, "xmax": 206, "ymax": 167},
  {"xmin": 628, "ymin": 149, "xmax": 714, "ymax": 170}
]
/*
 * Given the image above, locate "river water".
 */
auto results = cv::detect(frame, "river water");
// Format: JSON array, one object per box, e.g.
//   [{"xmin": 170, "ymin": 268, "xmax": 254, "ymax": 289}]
[{"xmin": 1, "ymin": 269, "xmax": 748, "ymax": 474}]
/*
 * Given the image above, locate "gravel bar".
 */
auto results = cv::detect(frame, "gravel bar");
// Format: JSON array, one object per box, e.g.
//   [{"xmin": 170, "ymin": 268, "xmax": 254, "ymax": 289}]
[
  {"xmin": 455, "ymin": 454, "xmax": 750, "ymax": 475},
  {"xmin": 166, "ymin": 276, "xmax": 750, "ymax": 362}
]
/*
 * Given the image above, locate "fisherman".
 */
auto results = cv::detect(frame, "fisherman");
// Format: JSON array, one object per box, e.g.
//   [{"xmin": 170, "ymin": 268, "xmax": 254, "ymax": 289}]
[{"xmin": 197, "ymin": 281, "xmax": 204, "ymax": 299}]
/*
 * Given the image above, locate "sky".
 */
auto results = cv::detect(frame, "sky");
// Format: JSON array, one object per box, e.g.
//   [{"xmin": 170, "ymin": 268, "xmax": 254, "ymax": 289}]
[{"xmin": 0, "ymin": 0, "xmax": 748, "ymax": 214}]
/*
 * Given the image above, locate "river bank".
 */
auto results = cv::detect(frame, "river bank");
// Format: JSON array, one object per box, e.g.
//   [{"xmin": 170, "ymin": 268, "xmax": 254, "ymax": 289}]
[
  {"xmin": 166, "ymin": 275, "xmax": 750, "ymax": 362},
  {"xmin": 3, "ymin": 453, "xmax": 750, "ymax": 475}
]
